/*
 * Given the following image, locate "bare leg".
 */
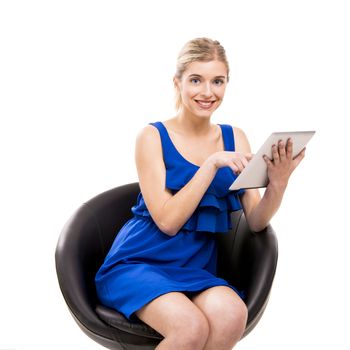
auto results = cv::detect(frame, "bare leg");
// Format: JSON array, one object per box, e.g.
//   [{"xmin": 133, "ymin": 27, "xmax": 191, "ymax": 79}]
[
  {"xmin": 135, "ymin": 291, "xmax": 210, "ymax": 350},
  {"xmin": 190, "ymin": 286, "xmax": 248, "ymax": 350}
]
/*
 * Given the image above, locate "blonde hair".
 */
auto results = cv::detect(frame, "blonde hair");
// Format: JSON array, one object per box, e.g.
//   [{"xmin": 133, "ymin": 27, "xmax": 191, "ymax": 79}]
[{"xmin": 174, "ymin": 37, "xmax": 230, "ymax": 111}]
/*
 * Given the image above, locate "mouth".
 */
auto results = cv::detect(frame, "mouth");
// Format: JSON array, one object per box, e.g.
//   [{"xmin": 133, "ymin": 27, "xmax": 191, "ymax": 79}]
[{"xmin": 194, "ymin": 99, "xmax": 216, "ymax": 109}]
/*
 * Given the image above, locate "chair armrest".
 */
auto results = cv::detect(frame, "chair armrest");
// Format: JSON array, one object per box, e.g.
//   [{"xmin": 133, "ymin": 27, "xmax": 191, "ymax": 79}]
[{"xmin": 242, "ymin": 225, "xmax": 278, "ymax": 325}]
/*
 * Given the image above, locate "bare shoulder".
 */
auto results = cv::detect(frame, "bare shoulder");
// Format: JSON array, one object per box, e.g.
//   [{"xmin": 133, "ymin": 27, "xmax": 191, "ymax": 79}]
[
  {"xmin": 233, "ymin": 126, "xmax": 252, "ymax": 153},
  {"xmin": 135, "ymin": 123, "xmax": 164, "ymax": 176},
  {"xmin": 135, "ymin": 124, "xmax": 160, "ymax": 145}
]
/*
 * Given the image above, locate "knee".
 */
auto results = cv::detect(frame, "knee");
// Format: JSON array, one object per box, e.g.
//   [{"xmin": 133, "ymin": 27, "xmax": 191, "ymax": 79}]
[
  {"xmin": 235, "ymin": 302, "xmax": 248, "ymax": 335},
  {"xmin": 171, "ymin": 312, "xmax": 210, "ymax": 349},
  {"xmin": 221, "ymin": 302, "xmax": 248, "ymax": 341}
]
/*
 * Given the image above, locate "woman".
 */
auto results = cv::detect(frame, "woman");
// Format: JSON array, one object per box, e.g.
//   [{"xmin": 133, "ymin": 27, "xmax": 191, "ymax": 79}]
[{"xmin": 95, "ymin": 37, "xmax": 305, "ymax": 350}]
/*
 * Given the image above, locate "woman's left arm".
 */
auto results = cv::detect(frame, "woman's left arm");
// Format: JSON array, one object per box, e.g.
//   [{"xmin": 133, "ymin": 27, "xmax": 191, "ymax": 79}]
[{"xmin": 235, "ymin": 129, "xmax": 306, "ymax": 232}]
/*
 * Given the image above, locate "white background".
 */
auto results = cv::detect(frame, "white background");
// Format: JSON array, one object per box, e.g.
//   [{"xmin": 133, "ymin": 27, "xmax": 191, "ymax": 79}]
[{"xmin": 1, "ymin": 0, "xmax": 349, "ymax": 349}]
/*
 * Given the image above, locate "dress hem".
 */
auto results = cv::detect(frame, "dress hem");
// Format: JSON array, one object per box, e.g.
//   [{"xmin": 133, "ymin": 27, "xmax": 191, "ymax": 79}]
[{"xmin": 124, "ymin": 282, "xmax": 243, "ymax": 323}]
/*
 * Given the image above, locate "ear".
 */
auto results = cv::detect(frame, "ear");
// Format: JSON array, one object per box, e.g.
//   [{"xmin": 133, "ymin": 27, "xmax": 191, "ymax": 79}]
[{"xmin": 173, "ymin": 76, "xmax": 180, "ymax": 89}]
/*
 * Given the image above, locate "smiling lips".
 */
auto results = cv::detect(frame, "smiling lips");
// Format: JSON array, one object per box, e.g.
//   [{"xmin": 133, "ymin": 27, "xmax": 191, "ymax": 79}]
[{"xmin": 194, "ymin": 99, "xmax": 216, "ymax": 109}]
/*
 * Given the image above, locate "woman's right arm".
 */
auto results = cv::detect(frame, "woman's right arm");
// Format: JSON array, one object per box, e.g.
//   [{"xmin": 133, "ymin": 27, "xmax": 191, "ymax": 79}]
[{"xmin": 135, "ymin": 125, "xmax": 251, "ymax": 236}]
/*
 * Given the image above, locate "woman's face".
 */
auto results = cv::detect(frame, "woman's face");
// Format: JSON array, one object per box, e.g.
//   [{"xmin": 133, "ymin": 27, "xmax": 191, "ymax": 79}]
[{"xmin": 174, "ymin": 60, "xmax": 228, "ymax": 118}]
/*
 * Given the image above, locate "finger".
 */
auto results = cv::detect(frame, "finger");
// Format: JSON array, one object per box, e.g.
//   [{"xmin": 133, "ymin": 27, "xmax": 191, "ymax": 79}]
[
  {"xmin": 293, "ymin": 147, "xmax": 306, "ymax": 161},
  {"xmin": 272, "ymin": 144, "xmax": 280, "ymax": 164},
  {"xmin": 293, "ymin": 147, "xmax": 306, "ymax": 167},
  {"xmin": 231, "ymin": 163, "xmax": 240, "ymax": 174},
  {"xmin": 241, "ymin": 156, "xmax": 249, "ymax": 168},
  {"xmin": 286, "ymin": 138, "xmax": 293, "ymax": 160},
  {"xmin": 239, "ymin": 153, "xmax": 250, "ymax": 168},
  {"xmin": 233, "ymin": 159, "xmax": 245, "ymax": 173},
  {"xmin": 263, "ymin": 154, "xmax": 273, "ymax": 167},
  {"xmin": 245, "ymin": 153, "xmax": 254, "ymax": 161},
  {"xmin": 279, "ymin": 140, "xmax": 286, "ymax": 160}
]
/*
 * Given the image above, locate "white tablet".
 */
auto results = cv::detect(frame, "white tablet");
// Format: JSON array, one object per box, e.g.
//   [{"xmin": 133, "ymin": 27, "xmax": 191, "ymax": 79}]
[{"xmin": 229, "ymin": 131, "xmax": 315, "ymax": 191}]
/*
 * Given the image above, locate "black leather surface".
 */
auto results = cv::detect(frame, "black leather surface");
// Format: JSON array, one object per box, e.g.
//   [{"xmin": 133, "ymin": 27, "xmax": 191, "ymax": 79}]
[{"xmin": 55, "ymin": 182, "xmax": 278, "ymax": 349}]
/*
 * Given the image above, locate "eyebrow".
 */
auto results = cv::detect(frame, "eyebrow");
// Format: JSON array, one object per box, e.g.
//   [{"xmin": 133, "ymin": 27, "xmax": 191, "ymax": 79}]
[{"xmin": 188, "ymin": 74, "xmax": 227, "ymax": 79}]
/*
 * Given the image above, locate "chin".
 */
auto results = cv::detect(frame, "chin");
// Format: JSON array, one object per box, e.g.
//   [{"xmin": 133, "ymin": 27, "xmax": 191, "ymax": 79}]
[
  {"xmin": 196, "ymin": 111, "xmax": 214, "ymax": 118},
  {"xmin": 193, "ymin": 105, "xmax": 219, "ymax": 117}
]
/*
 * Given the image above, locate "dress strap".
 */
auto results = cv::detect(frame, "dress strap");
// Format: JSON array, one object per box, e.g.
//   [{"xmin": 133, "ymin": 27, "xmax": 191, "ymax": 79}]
[
  {"xmin": 148, "ymin": 121, "xmax": 173, "ymax": 148},
  {"xmin": 218, "ymin": 124, "xmax": 236, "ymax": 152},
  {"xmin": 148, "ymin": 121, "xmax": 177, "ymax": 163}
]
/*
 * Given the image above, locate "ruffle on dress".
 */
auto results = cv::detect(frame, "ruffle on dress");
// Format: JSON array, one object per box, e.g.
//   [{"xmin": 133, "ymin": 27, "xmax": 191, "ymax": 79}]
[
  {"xmin": 131, "ymin": 165, "xmax": 245, "ymax": 234},
  {"xmin": 166, "ymin": 180, "xmax": 244, "ymax": 233}
]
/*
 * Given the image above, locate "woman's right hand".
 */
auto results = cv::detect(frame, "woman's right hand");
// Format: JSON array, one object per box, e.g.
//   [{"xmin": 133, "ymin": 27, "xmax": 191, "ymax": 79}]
[{"xmin": 206, "ymin": 151, "xmax": 253, "ymax": 175}]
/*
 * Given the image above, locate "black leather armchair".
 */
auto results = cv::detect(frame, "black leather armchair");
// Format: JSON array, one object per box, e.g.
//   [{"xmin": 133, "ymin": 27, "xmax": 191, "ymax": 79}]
[{"xmin": 55, "ymin": 182, "xmax": 278, "ymax": 349}]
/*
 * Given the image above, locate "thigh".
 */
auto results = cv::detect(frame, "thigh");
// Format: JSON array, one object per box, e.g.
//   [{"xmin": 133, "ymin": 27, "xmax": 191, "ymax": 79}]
[
  {"xmin": 135, "ymin": 291, "xmax": 209, "ymax": 338},
  {"xmin": 190, "ymin": 286, "xmax": 248, "ymax": 330}
]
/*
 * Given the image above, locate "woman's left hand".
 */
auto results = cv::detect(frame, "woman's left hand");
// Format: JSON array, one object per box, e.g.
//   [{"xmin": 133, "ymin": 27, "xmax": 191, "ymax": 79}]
[{"xmin": 263, "ymin": 138, "xmax": 306, "ymax": 189}]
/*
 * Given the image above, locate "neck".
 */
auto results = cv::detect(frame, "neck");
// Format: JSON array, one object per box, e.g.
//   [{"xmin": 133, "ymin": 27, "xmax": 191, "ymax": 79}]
[{"xmin": 175, "ymin": 107, "xmax": 213, "ymax": 136}]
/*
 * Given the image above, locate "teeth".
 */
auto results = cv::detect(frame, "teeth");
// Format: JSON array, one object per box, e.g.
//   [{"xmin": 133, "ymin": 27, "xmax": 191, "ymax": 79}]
[{"xmin": 196, "ymin": 100, "xmax": 214, "ymax": 107}]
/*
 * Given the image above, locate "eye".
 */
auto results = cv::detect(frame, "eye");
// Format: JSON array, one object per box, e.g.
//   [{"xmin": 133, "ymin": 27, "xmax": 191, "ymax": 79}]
[
  {"xmin": 213, "ymin": 79, "xmax": 224, "ymax": 86},
  {"xmin": 190, "ymin": 78, "xmax": 201, "ymax": 84}
]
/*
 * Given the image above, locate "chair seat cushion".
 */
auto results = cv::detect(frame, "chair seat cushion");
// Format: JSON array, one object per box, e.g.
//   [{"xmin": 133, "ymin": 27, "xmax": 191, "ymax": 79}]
[{"xmin": 95, "ymin": 304, "xmax": 163, "ymax": 339}]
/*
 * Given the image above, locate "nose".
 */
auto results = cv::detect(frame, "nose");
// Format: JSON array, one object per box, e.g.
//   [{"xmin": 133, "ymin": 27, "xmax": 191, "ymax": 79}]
[{"xmin": 201, "ymin": 82, "xmax": 213, "ymax": 98}]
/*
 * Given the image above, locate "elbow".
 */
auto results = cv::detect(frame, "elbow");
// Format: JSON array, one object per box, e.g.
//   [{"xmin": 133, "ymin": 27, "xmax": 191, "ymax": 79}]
[
  {"xmin": 158, "ymin": 219, "xmax": 178, "ymax": 237},
  {"xmin": 246, "ymin": 215, "xmax": 269, "ymax": 233},
  {"xmin": 250, "ymin": 223, "xmax": 268, "ymax": 233}
]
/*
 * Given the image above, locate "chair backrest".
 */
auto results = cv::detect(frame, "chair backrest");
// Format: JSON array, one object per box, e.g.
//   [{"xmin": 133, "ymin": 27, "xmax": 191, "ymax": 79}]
[{"xmin": 55, "ymin": 183, "xmax": 140, "ymax": 339}]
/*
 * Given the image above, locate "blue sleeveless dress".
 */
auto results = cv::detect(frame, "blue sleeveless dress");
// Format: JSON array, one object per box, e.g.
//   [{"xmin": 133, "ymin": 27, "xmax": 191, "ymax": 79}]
[{"xmin": 95, "ymin": 121, "xmax": 245, "ymax": 322}]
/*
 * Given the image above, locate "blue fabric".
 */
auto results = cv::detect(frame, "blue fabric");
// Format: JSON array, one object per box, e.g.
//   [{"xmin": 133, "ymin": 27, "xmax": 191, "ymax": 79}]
[{"xmin": 95, "ymin": 121, "xmax": 246, "ymax": 322}]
